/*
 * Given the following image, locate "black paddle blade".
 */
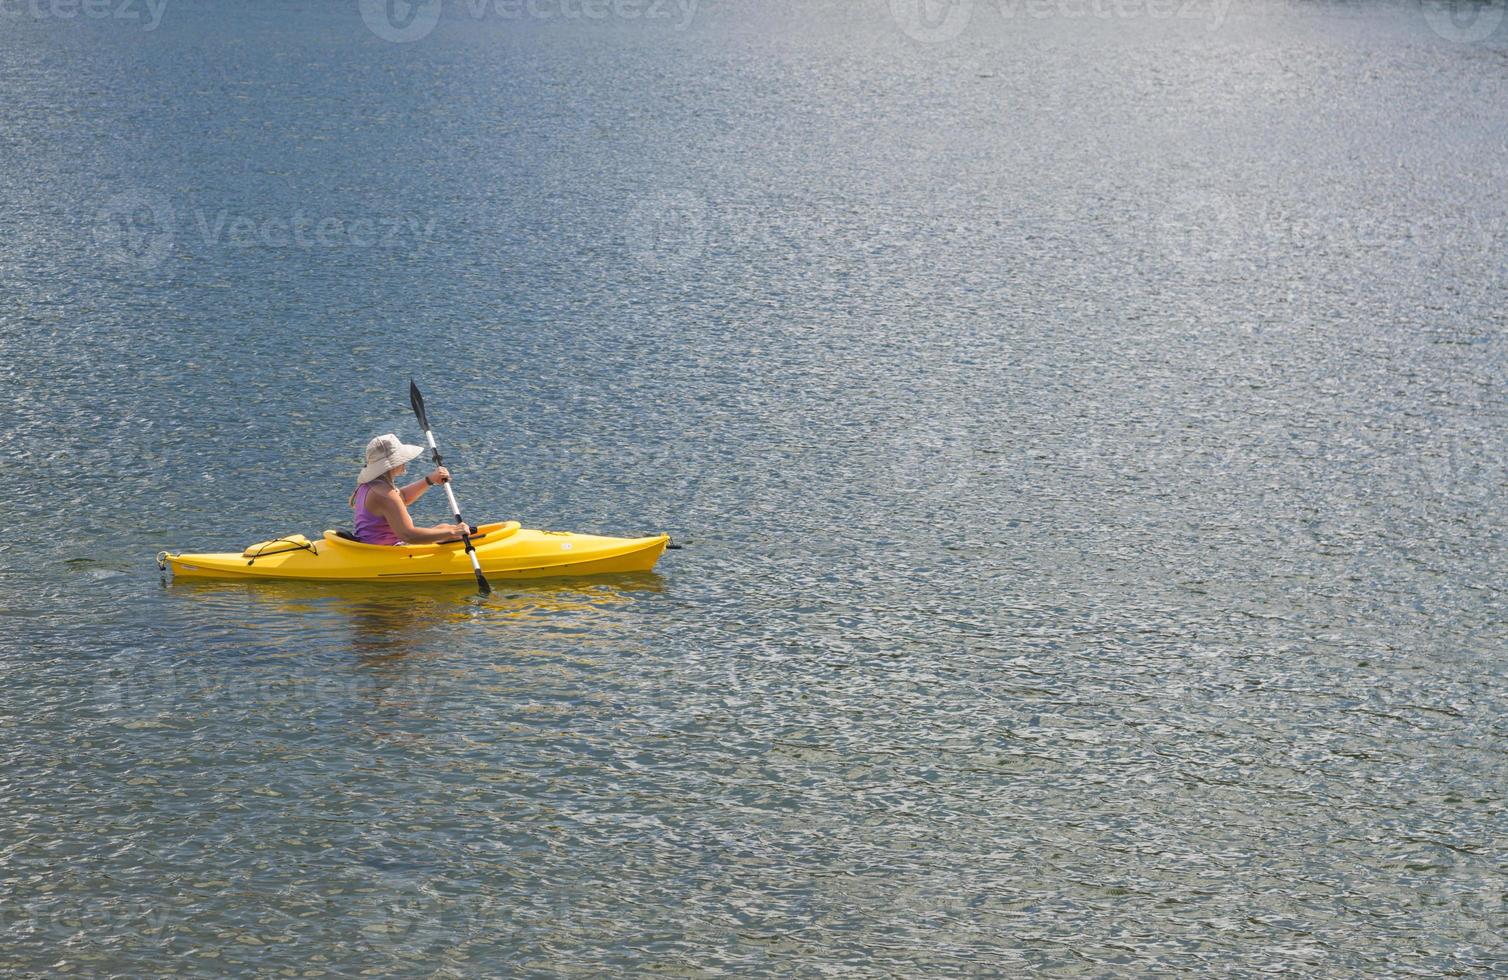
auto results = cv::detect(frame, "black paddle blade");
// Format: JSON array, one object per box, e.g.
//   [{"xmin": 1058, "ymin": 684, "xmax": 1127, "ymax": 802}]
[
  {"xmin": 475, "ymin": 569, "xmax": 492, "ymax": 595},
  {"xmin": 408, "ymin": 379, "xmax": 429, "ymax": 432}
]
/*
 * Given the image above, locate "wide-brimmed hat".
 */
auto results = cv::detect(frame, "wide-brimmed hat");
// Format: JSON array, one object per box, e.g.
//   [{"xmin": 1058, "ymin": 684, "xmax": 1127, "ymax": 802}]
[{"xmin": 358, "ymin": 433, "xmax": 425, "ymax": 484}]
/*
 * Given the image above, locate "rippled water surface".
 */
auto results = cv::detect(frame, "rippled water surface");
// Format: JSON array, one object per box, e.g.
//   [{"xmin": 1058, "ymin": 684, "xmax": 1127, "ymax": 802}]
[{"xmin": 2, "ymin": 0, "xmax": 1506, "ymax": 974}]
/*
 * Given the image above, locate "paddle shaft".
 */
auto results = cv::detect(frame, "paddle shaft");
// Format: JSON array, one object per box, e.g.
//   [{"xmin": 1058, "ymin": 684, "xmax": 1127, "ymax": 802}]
[
  {"xmin": 421, "ymin": 431, "xmax": 483, "ymax": 555},
  {"xmin": 421, "ymin": 432, "xmax": 467, "ymax": 524},
  {"xmin": 408, "ymin": 379, "xmax": 490, "ymax": 594}
]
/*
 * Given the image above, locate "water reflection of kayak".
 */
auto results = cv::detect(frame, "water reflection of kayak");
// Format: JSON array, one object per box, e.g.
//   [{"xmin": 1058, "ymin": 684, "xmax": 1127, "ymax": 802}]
[{"xmin": 159, "ymin": 521, "xmax": 670, "ymax": 583}]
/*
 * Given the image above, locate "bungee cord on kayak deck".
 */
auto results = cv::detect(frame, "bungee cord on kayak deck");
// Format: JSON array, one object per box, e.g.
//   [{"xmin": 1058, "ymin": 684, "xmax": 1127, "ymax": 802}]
[{"xmin": 242, "ymin": 536, "xmax": 317, "ymax": 565}]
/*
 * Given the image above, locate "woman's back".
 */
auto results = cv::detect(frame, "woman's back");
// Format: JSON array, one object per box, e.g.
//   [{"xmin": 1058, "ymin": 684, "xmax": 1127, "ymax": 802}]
[{"xmin": 352, "ymin": 480, "xmax": 403, "ymax": 545}]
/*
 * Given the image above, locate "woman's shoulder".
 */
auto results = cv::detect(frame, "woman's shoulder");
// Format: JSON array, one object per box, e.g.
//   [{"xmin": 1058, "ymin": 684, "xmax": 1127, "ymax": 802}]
[{"xmin": 364, "ymin": 480, "xmax": 401, "ymax": 503}]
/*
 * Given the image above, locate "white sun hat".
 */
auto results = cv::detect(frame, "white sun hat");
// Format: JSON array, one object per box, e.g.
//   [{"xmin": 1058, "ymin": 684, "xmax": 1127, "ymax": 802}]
[{"xmin": 357, "ymin": 433, "xmax": 425, "ymax": 484}]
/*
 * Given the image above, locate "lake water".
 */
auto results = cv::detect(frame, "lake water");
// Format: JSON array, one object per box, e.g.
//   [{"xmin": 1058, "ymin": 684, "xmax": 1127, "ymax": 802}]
[{"xmin": 1, "ymin": 0, "xmax": 1505, "ymax": 973}]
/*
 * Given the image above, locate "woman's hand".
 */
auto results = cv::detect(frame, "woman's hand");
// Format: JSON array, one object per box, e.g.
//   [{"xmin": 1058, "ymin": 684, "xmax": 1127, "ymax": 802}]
[{"xmin": 428, "ymin": 466, "xmax": 451, "ymax": 485}]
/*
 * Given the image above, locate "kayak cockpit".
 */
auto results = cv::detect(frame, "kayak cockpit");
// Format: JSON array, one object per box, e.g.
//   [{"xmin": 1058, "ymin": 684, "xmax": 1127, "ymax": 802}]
[{"xmin": 320, "ymin": 520, "xmax": 520, "ymax": 552}]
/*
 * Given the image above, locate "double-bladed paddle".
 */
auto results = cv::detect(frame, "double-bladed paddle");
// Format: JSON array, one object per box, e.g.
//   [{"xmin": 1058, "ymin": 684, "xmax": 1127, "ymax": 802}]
[{"xmin": 409, "ymin": 379, "xmax": 491, "ymax": 596}]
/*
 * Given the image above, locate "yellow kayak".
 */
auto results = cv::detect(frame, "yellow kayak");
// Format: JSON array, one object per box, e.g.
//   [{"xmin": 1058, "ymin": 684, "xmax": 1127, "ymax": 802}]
[{"xmin": 159, "ymin": 521, "xmax": 670, "ymax": 582}]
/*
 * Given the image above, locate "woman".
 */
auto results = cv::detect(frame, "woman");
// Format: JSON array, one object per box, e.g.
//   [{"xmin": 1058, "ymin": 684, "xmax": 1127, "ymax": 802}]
[{"xmin": 350, "ymin": 433, "xmax": 470, "ymax": 545}]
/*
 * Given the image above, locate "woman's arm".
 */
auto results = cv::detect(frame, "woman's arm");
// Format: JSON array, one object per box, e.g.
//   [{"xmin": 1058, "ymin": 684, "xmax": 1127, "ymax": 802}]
[
  {"xmin": 398, "ymin": 466, "xmax": 451, "ymax": 506},
  {"xmin": 365, "ymin": 482, "xmax": 464, "ymax": 544}
]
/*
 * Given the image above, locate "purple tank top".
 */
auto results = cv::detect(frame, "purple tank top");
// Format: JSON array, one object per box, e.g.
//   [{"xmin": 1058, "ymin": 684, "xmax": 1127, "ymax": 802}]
[{"xmin": 352, "ymin": 480, "xmax": 403, "ymax": 545}]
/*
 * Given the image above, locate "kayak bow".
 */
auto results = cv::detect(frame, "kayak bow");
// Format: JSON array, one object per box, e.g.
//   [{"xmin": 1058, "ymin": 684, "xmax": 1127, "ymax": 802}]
[{"xmin": 160, "ymin": 522, "xmax": 670, "ymax": 582}]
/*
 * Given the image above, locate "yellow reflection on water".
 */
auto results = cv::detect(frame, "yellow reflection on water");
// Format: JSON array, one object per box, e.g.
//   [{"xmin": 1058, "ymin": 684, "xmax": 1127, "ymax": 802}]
[
  {"xmin": 159, "ymin": 573, "xmax": 668, "ymax": 735},
  {"xmin": 165, "ymin": 573, "xmax": 666, "ymax": 658}
]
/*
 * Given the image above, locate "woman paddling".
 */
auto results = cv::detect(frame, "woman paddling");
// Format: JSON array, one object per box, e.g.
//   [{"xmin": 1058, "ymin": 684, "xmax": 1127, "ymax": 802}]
[{"xmin": 349, "ymin": 433, "xmax": 469, "ymax": 545}]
